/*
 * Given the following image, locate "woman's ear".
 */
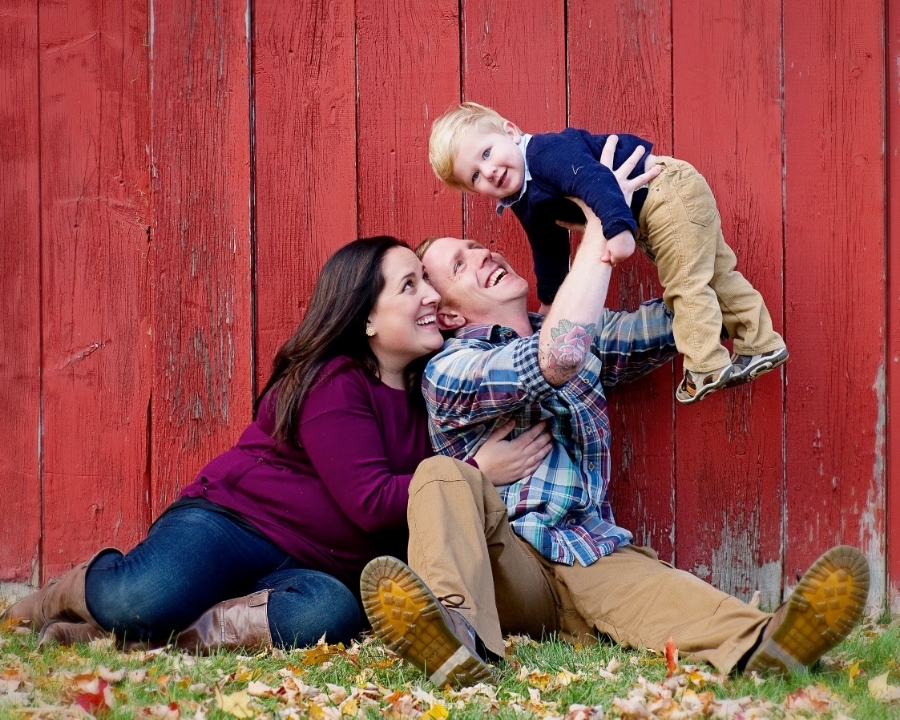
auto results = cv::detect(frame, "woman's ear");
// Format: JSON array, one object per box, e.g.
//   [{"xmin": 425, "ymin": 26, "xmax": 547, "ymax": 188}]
[{"xmin": 436, "ymin": 308, "xmax": 466, "ymax": 331}]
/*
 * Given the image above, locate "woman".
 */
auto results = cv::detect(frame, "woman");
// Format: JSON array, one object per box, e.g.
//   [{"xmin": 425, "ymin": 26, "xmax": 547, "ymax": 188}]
[{"xmin": 3, "ymin": 237, "xmax": 549, "ymax": 651}]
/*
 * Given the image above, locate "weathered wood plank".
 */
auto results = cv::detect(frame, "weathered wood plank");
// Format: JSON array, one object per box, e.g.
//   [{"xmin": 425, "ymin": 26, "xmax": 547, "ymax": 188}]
[
  {"xmin": 889, "ymin": 0, "xmax": 900, "ymax": 613},
  {"xmin": 0, "ymin": 0, "xmax": 41, "ymax": 583},
  {"xmin": 252, "ymin": 0, "xmax": 357, "ymax": 384},
  {"xmin": 356, "ymin": 0, "xmax": 462, "ymax": 244},
  {"xmin": 783, "ymin": 0, "xmax": 886, "ymax": 604},
  {"xmin": 150, "ymin": 0, "xmax": 252, "ymax": 516},
  {"xmin": 460, "ymin": 0, "xmax": 566, "ymax": 311},
  {"xmin": 39, "ymin": 0, "xmax": 151, "ymax": 579},
  {"xmin": 673, "ymin": 0, "xmax": 785, "ymax": 604},
  {"xmin": 568, "ymin": 0, "xmax": 675, "ymax": 562}
]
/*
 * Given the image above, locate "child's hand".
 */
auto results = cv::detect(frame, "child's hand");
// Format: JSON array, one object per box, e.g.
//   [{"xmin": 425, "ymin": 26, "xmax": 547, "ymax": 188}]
[
  {"xmin": 601, "ymin": 230, "xmax": 636, "ymax": 267},
  {"xmin": 600, "ymin": 134, "xmax": 661, "ymax": 206}
]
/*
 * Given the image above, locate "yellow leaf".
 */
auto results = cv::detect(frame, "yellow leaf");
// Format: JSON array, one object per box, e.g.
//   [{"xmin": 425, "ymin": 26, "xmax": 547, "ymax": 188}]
[
  {"xmin": 214, "ymin": 688, "xmax": 254, "ymax": 718},
  {"xmin": 420, "ymin": 704, "xmax": 450, "ymax": 720},
  {"xmin": 340, "ymin": 698, "xmax": 359, "ymax": 716},
  {"xmin": 848, "ymin": 661, "xmax": 861, "ymax": 687},
  {"xmin": 307, "ymin": 703, "xmax": 326, "ymax": 720}
]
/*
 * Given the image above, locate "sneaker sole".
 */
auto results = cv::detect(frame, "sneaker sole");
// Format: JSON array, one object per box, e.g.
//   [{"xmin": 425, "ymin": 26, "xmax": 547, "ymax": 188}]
[
  {"xmin": 727, "ymin": 349, "xmax": 789, "ymax": 388},
  {"xmin": 360, "ymin": 557, "xmax": 492, "ymax": 687},
  {"xmin": 745, "ymin": 545, "xmax": 869, "ymax": 674},
  {"xmin": 675, "ymin": 364, "xmax": 735, "ymax": 405}
]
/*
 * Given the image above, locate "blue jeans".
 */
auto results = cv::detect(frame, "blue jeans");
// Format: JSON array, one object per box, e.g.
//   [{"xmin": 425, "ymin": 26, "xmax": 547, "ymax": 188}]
[{"xmin": 85, "ymin": 507, "xmax": 362, "ymax": 648}]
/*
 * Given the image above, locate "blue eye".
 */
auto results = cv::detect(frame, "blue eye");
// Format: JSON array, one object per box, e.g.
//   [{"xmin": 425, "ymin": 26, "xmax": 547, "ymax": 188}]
[
  {"xmin": 482, "ymin": 149, "xmax": 491, "ymax": 160},
  {"xmin": 472, "ymin": 171, "xmax": 480, "ymax": 183}
]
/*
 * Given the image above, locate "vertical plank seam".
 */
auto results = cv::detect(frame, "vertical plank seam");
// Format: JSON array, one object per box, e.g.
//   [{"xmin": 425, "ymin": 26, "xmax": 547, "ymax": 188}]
[
  {"xmin": 668, "ymin": 0, "xmax": 676, "ymax": 569},
  {"xmin": 247, "ymin": 0, "xmax": 258, "ymax": 402},
  {"xmin": 885, "ymin": 0, "xmax": 898, "ymax": 610},
  {"xmin": 458, "ymin": 0, "xmax": 466, "ymax": 237},
  {"xmin": 354, "ymin": 0, "xmax": 360, "ymax": 239},
  {"xmin": 35, "ymin": 0, "xmax": 45, "ymax": 587},
  {"xmin": 778, "ymin": 0, "xmax": 788, "ymax": 604},
  {"xmin": 563, "ymin": 0, "xmax": 569, "ymax": 124},
  {"xmin": 148, "ymin": 0, "xmax": 157, "ymax": 523}
]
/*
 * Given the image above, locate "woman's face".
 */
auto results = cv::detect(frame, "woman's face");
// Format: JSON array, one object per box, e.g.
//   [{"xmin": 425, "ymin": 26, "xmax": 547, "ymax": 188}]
[{"xmin": 366, "ymin": 246, "xmax": 443, "ymax": 372}]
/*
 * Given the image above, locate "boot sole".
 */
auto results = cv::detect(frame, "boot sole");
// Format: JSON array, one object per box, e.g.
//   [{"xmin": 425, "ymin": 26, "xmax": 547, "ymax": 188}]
[
  {"xmin": 745, "ymin": 545, "xmax": 869, "ymax": 674},
  {"xmin": 360, "ymin": 557, "xmax": 492, "ymax": 687}
]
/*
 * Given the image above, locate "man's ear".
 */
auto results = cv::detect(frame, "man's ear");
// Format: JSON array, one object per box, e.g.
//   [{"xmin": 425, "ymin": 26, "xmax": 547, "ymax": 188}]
[
  {"xmin": 436, "ymin": 308, "xmax": 466, "ymax": 331},
  {"xmin": 503, "ymin": 120, "xmax": 522, "ymax": 143}
]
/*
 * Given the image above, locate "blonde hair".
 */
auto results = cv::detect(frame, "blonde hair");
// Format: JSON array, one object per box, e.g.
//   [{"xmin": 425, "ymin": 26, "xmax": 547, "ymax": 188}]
[{"xmin": 429, "ymin": 102, "xmax": 510, "ymax": 191}]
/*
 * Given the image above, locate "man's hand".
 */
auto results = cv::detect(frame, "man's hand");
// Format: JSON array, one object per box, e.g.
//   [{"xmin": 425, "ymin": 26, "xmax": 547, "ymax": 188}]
[
  {"xmin": 601, "ymin": 230, "xmax": 636, "ymax": 266},
  {"xmin": 601, "ymin": 134, "xmax": 660, "ymax": 206}
]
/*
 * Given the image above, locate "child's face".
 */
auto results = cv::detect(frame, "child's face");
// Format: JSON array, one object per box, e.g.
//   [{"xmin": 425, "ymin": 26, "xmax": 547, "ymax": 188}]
[{"xmin": 451, "ymin": 122, "xmax": 525, "ymax": 200}]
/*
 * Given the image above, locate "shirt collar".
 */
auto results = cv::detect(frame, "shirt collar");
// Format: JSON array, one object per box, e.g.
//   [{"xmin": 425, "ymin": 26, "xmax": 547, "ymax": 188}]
[
  {"xmin": 495, "ymin": 133, "xmax": 532, "ymax": 216},
  {"xmin": 453, "ymin": 312, "xmax": 545, "ymax": 342}
]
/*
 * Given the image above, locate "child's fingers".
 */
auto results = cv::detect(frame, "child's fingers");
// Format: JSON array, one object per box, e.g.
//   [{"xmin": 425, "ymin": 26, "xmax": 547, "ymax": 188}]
[
  {"xmin": 599, "ymin": 134, "xmax": 620, "ymax": 168},
  {"xmin": 616, "ymin": 144, "xmax": 646, "ymax": 177},
  {"xmin": 630, "ymin": 163, "xmax": 661, "ymax": 188}
]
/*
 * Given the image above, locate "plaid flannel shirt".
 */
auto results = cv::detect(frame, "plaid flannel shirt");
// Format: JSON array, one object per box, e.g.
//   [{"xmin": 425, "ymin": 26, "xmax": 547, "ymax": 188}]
[{"xmin": 423, "ymin": 298, "xmax": 677, "ymax": 566}]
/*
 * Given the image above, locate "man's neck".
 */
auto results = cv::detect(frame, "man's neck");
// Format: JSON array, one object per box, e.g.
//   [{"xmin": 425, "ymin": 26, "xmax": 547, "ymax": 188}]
[{"xmin": 466, "ymin": 306, "xmax": 534, "ymax": 338}]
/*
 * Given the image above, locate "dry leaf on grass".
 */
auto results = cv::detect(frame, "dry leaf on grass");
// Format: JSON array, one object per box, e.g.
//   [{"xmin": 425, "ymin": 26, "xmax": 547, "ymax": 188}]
[
  {"xmin": 214, "ymin": 688, "xmax": 253, "ymax": 718},
  {"xmin": 868, "ymin": 672, "xmax": 900, "ymax": 701}
]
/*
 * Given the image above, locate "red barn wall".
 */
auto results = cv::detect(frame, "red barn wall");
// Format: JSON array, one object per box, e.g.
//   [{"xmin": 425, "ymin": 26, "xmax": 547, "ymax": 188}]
[{"xmin": 1, "ymin": 0, "xmax": 897, "ymax": 612}]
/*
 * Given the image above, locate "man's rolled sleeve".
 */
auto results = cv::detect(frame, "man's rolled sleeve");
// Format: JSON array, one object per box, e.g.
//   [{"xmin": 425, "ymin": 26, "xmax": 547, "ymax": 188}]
[
  {"xmin": 512, "ymin": 332, "xmax": 558, "ymax": 403},
  {"xmin": 594, "ymin": 298, "xmax": 678, "ymax": 388}
]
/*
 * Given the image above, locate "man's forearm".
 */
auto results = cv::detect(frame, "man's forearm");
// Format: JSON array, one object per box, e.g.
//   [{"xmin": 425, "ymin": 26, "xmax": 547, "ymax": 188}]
[{"xmin": 538, "ymin": 221, "xmax": 611, "ymax": 386}]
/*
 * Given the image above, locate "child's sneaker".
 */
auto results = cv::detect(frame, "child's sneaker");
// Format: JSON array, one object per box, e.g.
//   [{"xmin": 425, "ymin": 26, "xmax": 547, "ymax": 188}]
[
  {"xmin": 675, "ymin": 363, "xmax": 734, "ymax": 405},
  {"xmin": 728, "ymin": 347, "xmax": 789, "ymax": 387}
]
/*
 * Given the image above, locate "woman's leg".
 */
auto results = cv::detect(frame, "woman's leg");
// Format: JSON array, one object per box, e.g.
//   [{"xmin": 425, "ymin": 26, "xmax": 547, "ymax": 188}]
[
  {"xmin": 85, "ymin": 507, "xmax": 294, "ymax": 644},
  {"xmin": 253, "ymin": 569, "xmax": 362, "ymax": 649}
]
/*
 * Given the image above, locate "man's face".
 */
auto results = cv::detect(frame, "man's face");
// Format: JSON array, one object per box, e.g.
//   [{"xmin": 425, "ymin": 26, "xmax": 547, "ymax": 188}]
[
  {"xmin": 421, "ymin": 237, "xmax": 529, "ymax": 329},
  {"xmin": 450, "ymin": 122, "xmax": 525, "ymax": 200}
]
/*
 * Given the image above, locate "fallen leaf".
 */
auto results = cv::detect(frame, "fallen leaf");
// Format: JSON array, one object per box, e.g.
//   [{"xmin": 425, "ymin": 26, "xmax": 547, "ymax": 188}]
[
  {"xmin": 214, "ymin": 688, "xmax": 253, "ymax": 718},
  {"xmin": 664, "ymin": 636, "xmax": 678, "ymax": 678},
  {"xmin": 869, "ymin": 672, "xmax": 900, "ymax": 701},
  {"xmin": 848, "ymin": 661, "xmax": 861, "ymax": 687},
  {"xmin": 419, "ymin": 704, "xmax": 449, "ymax": 720},
  {"xmin": 74, "ymin": 678, "xmax": 113, "ymax": 715}
]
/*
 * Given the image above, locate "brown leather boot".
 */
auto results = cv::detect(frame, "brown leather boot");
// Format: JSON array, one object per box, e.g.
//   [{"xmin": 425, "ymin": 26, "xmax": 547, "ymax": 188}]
[
  {"xmin": 38, "ymin": 621, "xmax": 109, "ymax": 647},
  {"xmin": 1, "ymin": 548, "xmax": 122, "ymax": 632},
  {"xmin": 745, "ymin": 545, "xmax": 869, "ymax": 675},
  {"xmin": 171, "ymin": 590, "xmax": 272, "ymax": 653},
  {"xmin": 360, "ymin": 556, "xmax": 492, "ymax": 688}
]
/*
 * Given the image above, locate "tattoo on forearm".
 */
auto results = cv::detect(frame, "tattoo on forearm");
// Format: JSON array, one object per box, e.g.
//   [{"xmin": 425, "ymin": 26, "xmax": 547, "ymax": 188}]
[{"xmin": 540, "ymin": 319, "xmax": 596, "ymax": 384}]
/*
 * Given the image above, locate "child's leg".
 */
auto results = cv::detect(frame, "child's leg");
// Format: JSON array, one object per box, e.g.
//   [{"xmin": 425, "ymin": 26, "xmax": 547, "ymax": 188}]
[
  {"xmin": 709, "ymin": 233, "xmax": 785, "ymax": 357},
  {"xmin": 639, "ymin": 158, "xmax": 731, "ymax": 374}
]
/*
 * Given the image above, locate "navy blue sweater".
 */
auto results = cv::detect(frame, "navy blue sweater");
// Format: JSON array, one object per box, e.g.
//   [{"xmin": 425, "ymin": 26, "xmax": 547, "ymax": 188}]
[{"xmin": 507, "ymin": 129, "xmax": 653, "ymax": 304}]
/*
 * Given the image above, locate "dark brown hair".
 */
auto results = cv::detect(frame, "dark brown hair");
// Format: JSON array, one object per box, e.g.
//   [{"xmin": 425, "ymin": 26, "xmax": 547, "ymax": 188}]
[{"xmin": 255, "ymin": 236, "xmax": 418, "ymax": 446}]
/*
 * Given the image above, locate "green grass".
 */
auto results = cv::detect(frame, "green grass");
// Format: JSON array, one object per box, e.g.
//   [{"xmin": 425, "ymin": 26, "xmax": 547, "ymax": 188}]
[{"xmin": 0, "ymin": 616, "xmax": 898, "ymax": 719}]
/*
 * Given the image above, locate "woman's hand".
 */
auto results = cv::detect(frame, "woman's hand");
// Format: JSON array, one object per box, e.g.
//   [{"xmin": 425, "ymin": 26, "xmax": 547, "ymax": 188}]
[
  {"xmin": 473, "ymin": 420, "xmax": 552, "ymax": 486},
  {"xmin": 601, "ymin": 134, "xmax": 660, "ymax": 206}
]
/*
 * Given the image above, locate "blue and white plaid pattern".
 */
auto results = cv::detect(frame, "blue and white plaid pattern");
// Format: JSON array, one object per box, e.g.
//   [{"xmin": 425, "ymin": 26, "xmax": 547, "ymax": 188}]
[{"xmin": 423, "ymin": 299, "xmax": 677, "ymax": 566}]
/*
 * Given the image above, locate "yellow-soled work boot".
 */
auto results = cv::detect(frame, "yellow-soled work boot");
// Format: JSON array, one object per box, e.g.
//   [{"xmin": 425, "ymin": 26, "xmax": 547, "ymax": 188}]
[
  {"xmin": 360, "ymin": 556, "xmax": 492, "ymax": 688},
  {"xmin": 745, "ymin": 545, "xmax": 869, "ymax": 675}
]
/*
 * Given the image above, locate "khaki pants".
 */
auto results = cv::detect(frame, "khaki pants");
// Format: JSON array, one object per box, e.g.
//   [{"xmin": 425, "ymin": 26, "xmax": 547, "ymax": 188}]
[
  {"xmin": 637, "ymin": 157, "xmax": 785, "ymax": 373},
  {"xmin": 407, "ymin": 456, "xmax": 769, "ymax": 672}
]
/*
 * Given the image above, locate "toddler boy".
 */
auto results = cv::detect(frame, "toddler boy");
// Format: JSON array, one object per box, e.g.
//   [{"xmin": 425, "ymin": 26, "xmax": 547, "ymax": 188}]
[{"xmin": 428, "ymin": 102, "xmax": 787, "ymax": 403}]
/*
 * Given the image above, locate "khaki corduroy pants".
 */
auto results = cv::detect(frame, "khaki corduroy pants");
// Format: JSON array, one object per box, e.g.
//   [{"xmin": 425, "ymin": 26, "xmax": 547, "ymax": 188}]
[
  {"xmin": 637, "ymin": 157, "xmax": 785, "ymax": 373},
  {"xmin": 406, "ymin": 456, "xmax": 769, "ymax": 672}
]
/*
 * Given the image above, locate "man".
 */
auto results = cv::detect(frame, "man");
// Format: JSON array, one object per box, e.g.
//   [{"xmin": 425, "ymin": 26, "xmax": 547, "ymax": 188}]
[{"xmin": 360, "ymin": 145, "xmax": 869, "ymax": 688}]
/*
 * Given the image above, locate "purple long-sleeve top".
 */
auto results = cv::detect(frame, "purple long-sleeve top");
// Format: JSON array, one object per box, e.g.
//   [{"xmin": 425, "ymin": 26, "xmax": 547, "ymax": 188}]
[{"xmin": 179, "ymin": 356, "xmax": 432, "ymax": 589}]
